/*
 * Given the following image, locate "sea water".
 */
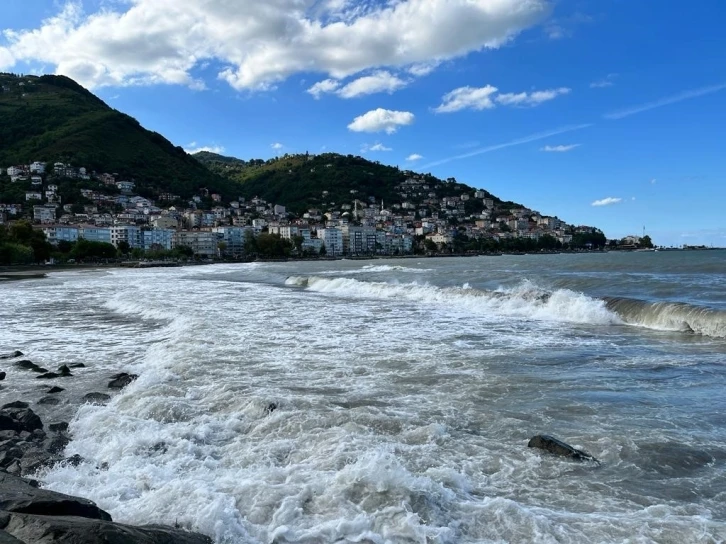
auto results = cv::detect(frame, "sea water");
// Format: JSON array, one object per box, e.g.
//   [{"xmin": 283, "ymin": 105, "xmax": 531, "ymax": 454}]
[{"xmin": 1, "ymin": 251, "xmax": 725, "ymax": 543}]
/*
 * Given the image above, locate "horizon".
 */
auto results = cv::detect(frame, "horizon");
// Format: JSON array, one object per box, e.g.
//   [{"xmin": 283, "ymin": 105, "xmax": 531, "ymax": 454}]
[{"xmin": 1, "ymin": 1, "xmax": 724, "ymax": 247}]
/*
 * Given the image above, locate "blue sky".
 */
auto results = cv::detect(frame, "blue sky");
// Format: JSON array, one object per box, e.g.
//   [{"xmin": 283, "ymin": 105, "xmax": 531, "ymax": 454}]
[{"xmin": 1, "ymin": 0, "xmax": 725, "ymax": 246}]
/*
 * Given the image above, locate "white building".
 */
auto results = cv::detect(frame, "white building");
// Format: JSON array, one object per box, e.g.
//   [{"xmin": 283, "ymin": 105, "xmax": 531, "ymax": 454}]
[
  {"xmin": 25, "ymin": 192, "xmax": 42, "ymax": 201},
  {"xmin": 29, "ymin": 161, "xmax": 45, "ymax": 174},
  {"xmin": 33, "ymin": 205, "xmax": 56, "ymax": 224},
  {"xmin": 110, "ymin": 225, "xmax": 143, "ymax": 249},
  {"xmin": 318, "ymin": 227, "xmax": 343, "ymax": 256}
]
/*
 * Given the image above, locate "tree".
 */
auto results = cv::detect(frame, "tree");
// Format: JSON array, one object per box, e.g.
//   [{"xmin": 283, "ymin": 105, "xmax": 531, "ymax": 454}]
[
  {"xmin": 117, "ymin": 240, "xmax": 130, "ymax": 254},
  {"xmin": 639, "ymin": 235, "xmax": 654, "ymax": 248}
]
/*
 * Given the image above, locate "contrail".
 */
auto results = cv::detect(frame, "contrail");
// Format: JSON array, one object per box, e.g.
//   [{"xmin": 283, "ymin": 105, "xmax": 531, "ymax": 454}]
[{"xmin": 604, "ymin": 82, "xmax": 726, "ymax": 120}]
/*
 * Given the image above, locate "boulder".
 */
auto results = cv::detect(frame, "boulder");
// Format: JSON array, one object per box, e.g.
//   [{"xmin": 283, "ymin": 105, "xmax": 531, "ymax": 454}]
[
  {"xmin": 83, "ymin": 393, "xmax": 111, "ymax": 405},
  {"xmin": 0, "ymin": 528, "xmax": 24, "ymax": 543},
  {"xmin": 47, "ymin": 386, "xmax": 64, "ymax": 394},
  {"xmin": 57, "ymin": 365, "xmax": 73, "ymax": 377},
  {"xmin": 38, "ymin": 397, "xmax": 60, "ymax": 406},
  {"xmin": 0, "ymin": 372, "xmax": 5, "ymax": 381},
  {"xmin": 0, "ymin": 472, "xmax": 111, "ymax": 521},
  {"xmin": 36, "ymin": 373, "xmax": 60, "ymax": 380},
  {"xmin": 0, "ymin": 351, "xmax": 23, "ymax": 360},
  {"xmin": 0, "ymin": 512, "xmax": 213, "ymax": 544},
  {"xmin": 0, "ymin": 405, "xmax": 43, "ymax": 434},
  {"xmin": 49, "ymin": 422, "xmax": 69, "ymax": 433},
  {"xmin": 14, "ymin": 361, "xmax": 47, "ymax": 373},
  {"xmin": 108, "ymin": 373, "xmax": 138, "ymax": 389},
  {"xmin": 68, "ymin": 363, "xmax": 86, "ymax": 369},
  {"xmin": 528, "ymin": 435, "xmax": 600, "ymax": 464}
]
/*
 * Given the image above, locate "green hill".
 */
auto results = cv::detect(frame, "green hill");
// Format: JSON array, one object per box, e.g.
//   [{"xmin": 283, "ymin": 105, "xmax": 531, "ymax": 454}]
[
  {"xmin": 194, "ymin": 151, "xmax": 502, "ymax": 215},
  {"xmin": 0, "ymin": 73, "xmax": 238, "ymax": 200}
]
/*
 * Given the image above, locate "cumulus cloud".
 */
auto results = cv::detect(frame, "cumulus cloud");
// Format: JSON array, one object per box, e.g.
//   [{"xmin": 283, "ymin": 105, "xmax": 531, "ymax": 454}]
[
  {"xmin": 435, "ymin": 85, "xmax": 570, "ymax": 113},
  {"xmin": 0, "ymin": 0, "xmax": 550, "ymax": 90},
  {"xmin": 591, "ymin": 197, "xmax": 622, "ymax": 207},
  {"xmin": 496, "ymin": 87, "xmax": 570, "ymax": 106},
  {"xmin": 540, "ymin": 144, "xmax": 580, "ymax": 152},
  {"xmin": 271, "ymin": 142, "xmax": 284, "ymax": 150},
  {"xmin": 348, "ymin": 108, "xmax": 414, "ymax": 134},
  {"xmin": 406, "ymin": 153, "xmax": 424, "ymax": 161},
  {"xmin": 184, "ymin": 143, "xmax": 225, "ymax": 154},
  {"xmin": 308, "ymin": 71, "xmax": 407, "ymax": 99},
  {"xmin": 434, "ymin": 85, "xmax": 498, "ymax": 113}
]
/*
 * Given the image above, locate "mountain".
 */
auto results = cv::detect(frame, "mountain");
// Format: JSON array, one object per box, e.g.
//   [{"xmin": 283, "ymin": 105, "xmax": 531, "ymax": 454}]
[
  {"xmin": 193, "ymin": 151, "xmax": 504, "ymax": 215},
  {"xmin": 0, "ymin": 73, "xmax": 238, "ymax": 200}
]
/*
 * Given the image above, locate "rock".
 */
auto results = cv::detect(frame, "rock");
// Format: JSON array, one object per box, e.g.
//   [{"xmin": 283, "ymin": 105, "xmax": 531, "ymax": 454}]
[
  {"xmin": 18, "ymin": 448, "xmax": 57, "ymax": 475},
  {"xmin": 0, "ymin": 405, "xmax": 43, "ymax": 434},
  {"xmin": 57, "ymin": 365, "xmax": 73, "ymax": 377},
  {"xmin": 83, "ymin": 392, "xmax": 111, "ymax": 405},
  {"xmin": 47, "ymin": 386, "xmax": 64, "ymax": 394},
  {"xmin": 44, "ymin": 434, "xmax": 70, "ymax": 454},
  {"xmin": 38, "ymin": 396, "xmax": 60, "ymax": 406},
  {"xmin": 0, "ymin": 528, "xmax": 25, "ymax": 543},
  {"xmin": 49, "ymin": 422, "xmax": 69, "ymax": 433},
  {"xmin": 0, "ymin": 512, "xmax": 213, "ymax": 544},
  {"xmin": 2, "ymin": 402, "xmax": 28, "ymax": 411},
  {"xmin": 64, "ymin": 454, "xmax": 84, "ymax": 467},
  {"xmin": 0, "ymin": 372, "xmax": 5, "ymax": 381},
  {"xmin": 0, "ymin": 351, "xmax": 23, "ymax": 360},
  {"xmin": 13, "ymin": 361, "xmax": 47, "ymax": 373},
  {"xmin": 36, "ymin": 372, "xmax": 60, "ymax": 379},
  {"xmin": 108, "ymin": 373, "xmax": 138, "ymax": 389},
  {"xmin": 527, "ymin": 434, "xmax": 600, "ymax": 464},
  {"xmin": 0, "ymin": 472, "xmax": 112, "ymax": 521},
  {"xmin": 265, "ymin": 402, "xmax": 277, "ymax": 415},
  {"xmin": 0, "ymin": 447, "xmax": 25, "ymax": 469},
  {"xmin": 68, "ymin": 363, "xmax": 86, "ymax": 368}
]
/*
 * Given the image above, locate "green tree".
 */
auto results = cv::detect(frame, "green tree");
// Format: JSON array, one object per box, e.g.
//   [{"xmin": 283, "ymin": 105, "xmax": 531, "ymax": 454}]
[{"xmin": 639, "ymin": 235, "xmax": 654, "ymax": 248}]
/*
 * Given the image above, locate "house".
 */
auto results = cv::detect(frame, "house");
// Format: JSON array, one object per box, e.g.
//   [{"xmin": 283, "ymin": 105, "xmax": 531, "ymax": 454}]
[
  {"xmin": 33, "ymin": 206, "xmax": 57, "ymax": 224},
  {"xmin": 116, "ymin": 181, "xmax": 135, "ymax": 193},
  {"xmin": 25, "ymin": 192, "xmax": 42, "ymax": 201},
  {"xmin": 29, "ymin": 162, "xmax": 45, "ymax": 174}
]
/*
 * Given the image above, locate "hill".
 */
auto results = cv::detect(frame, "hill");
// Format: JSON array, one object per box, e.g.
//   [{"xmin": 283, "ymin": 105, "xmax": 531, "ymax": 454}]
[
  {"xmin": 0, "ymin": 73, "xmax": 238, "ymax": 200},
  {"xmin": 193, "ymin": 151, "xmax": 504, "ymax": 215}
]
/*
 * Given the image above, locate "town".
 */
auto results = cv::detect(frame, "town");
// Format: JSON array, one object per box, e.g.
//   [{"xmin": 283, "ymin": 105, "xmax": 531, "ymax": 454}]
[{"xmin": 0, "ymin": 157, "xmax": 608, "ymax": 262}]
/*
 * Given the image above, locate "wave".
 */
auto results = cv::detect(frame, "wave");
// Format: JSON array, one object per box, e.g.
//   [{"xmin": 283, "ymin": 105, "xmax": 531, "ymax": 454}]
[
  {"xmin": 605, "ymin": 297, "xmax": 726, "ymax": 338},
  {"xmin": 286, "ymin": 276, "xmax": 726, "ymax": 338},
  {"xmin": 321, "ymin": 264, "xmax": 432, "ymax": 275},
  {"xmin": 286, "ymin": 276, "xmax": 619, "ymax": 325}
]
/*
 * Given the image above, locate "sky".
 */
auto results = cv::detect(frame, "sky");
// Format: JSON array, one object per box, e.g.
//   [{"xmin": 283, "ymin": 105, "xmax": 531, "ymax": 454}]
[{"xmin": 1, "ymin": 0, "xmax": 725, "ymax": 246}]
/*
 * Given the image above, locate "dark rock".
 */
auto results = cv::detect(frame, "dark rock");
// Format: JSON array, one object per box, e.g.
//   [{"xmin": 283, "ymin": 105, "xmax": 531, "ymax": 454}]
[
  {"xmin": 0, "ymin": 416, "xmax": 17, "ymax": 432},
  {"xmin": 83, "ymin": 392, "xmax": 111, "ymax": 405},
  {"xmin": 0, "ymin": 447, "xmax": 25, "ymax": 469},
  {"xmin": 0, "ymin": 372, "xmax": 5, "ymax": 381},
  {"xmin": 0, "ymin": 430, "xmax": 18, "ymax": 441},
  {"xmin": 47, "ymin": 386, "xmax": 64, "ymax": 394},
  {"xmin": 18, "ymin": 448, "xmax": 57, "ymax": 475},
  {"xmin": 0, "ymin": 528, "xmax": 25, "ymax": 543},
  {"xmin": 0, "ymin": 351, "xmax": 23, "ymax": 360},
  {"xmin": 30, "ymin": 429, "xmax": 46, "ymax": 441},
  {"xmin": 44, "ymin": 435, "xmax": 70, "ymax": 454},
  {"xmin": 0, "ymin": 472, "xmax": 112, "ymax": 521},
  {"xmin": 108, "ymin": 373, "xmax": 138, "ymax": 389},
  {"xmin": 57, "ymin": 365, "xmax": 73, "ymax": 377},
  {"xmin": 265, "ymin": 402, "xmax": 277, "ymax": 415},
  {"xmin": 0, "ymin": 512, "xmax": 213, "ymax": 544},
  {"xmin": 527, "ymin": 434, "xmax": 600, "ymax": 464},
  {"xmin": 68, "ymin": 363, "xmax": 86, "ymax": 368},
  {"xmin": 64, "ymin": 454, "xmax": 84, "ymax": 467},
  {"xmin": 2, "ymin": 402, "xmax": 28, "ymax": 410},
  {"xmin": 14, "ymin": 361, "xmax": 47, "ymax": 373},
  {"xmin": 38, "ymin": 396, "xmax": 61, "ymax": 406},
  {"xmin": 49, "ymin": 422, "xmax": 69, "ymax": 433},
  {"xmin": 36, "ymin": 372, "xmax": 60, "ymax": 379}
]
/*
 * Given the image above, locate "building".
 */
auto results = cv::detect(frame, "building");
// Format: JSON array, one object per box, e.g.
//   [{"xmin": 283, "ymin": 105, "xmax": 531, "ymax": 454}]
[
  {"xmin": 143, "ymin": 228, "xmax": 175, "ymax": 251},
  {"xmin": 42, "ymin": 226, "xmax": 79, "ymax": 245},
  {"xmin": 212, "ymin": 226, "xmax": 252, "ymax": 256},
  {"xmin": 79, "ymin": 226, "xmax": 112, "ymax": 244},
  {"xmin": 342, "ymin": 225, "xmax": 377, "ymax": 255},
  {"xmin": 175, "ymin": 230, "xmax": 217, "ymax": 257},
  {"xmin": 110, "ymin": 225, "xmax": 143, "ymax": 249},
  {"xmin": 33, "ymin": 205, "xmax": 57, "ymax": 224},
  {"xmin": 318, "ymin": 227, "xmax": 343, "ymax": 256}
]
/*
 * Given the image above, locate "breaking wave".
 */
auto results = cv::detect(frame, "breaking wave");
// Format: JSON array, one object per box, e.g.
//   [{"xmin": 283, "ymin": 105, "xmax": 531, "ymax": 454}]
[
  {"xmin": 286, "ymin": 276, "xmax": 619, "ymax": 325},
  {"xmin": 605, "ymin": 297, "xmax": 726, "ymax": 338},
  {"xmin": 286, "ymin": 276, "xmax": 726, "ymax": 338}
]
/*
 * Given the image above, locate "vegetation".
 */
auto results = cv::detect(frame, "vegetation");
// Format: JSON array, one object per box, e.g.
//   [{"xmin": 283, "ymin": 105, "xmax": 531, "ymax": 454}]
[
  {"xmin": 0, "ymin": 73, "xmax": 240, "ymax": 201},
  {"xmin": 0, "ymin": 221, "xmax": 51, "ymax": 264}
]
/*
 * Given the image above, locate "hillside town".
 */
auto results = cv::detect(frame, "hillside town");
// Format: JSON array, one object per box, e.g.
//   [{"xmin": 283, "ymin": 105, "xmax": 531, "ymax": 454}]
[{"xmin": 0, "ymin": 159, "xmax": 602, "ymax": 260}]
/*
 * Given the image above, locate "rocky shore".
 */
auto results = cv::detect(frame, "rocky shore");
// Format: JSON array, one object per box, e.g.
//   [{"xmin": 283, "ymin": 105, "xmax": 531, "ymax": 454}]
[{"xmin": 0, "ymin": 351, "xmax": 212, "ymax": 544}]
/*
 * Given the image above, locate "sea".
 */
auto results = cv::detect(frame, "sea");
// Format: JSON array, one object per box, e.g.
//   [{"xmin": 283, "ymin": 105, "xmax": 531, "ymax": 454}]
[{"xmin": 1, "ymin": 250, "xmax": 725, "ymax": 543}]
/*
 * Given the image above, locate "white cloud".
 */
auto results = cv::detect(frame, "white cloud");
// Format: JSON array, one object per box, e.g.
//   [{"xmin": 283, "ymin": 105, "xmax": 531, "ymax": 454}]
[
  {"xmin": 309, "ymin": 71, "xmax": 407, "ymax": 99},
  {"xmin": 590, "ymin": 73, "xmax": 617, "ymax": 88},
  {"xmin": 348, "ymin": 108, "xmax": 414, "ymax": 134},
  {"xmin": 406, "ymin": 153, "xmax": 424, "ymax": 161},
  {"xmin": 591, "ymin": 197, "xmax": 622, "ymax": 207},
  {"xmin": 496, "ymin": 87, "xmax": 570, "ymax": 106},
  {"xmin": 604, "ymin": 82, "xmax": 726, "ymax": 120},
  {"xmin": 540, "ymin": 144, "xmax": 580, "ymax": 152},
  {"xmin": 306, "ymin": 79, "xmax": 340, "ymax": 99},
  {"xmin": 423, "ymin": 123, "xmax": 592, "ymax": 168},
  {"xmin": 184, "ymin": 142, "xmax": 225, "ymax": 154},
  {"xmin": 362, "ymin": 142, "xmax": 393, "ymax": 153},
  {"xmin": 0, "ymin": 0, "xmax": 550, "ymax": 90},
  {"xmin": 434, "ymin": 85, "xmax": 498, "ymax": 113},
  {"xmin": 650, "ymin": 178, "xmax": 657, "ymax": 184},
  {"xmin": 271, "ymin": 142, "xmax": 284, "ymax": 150}
]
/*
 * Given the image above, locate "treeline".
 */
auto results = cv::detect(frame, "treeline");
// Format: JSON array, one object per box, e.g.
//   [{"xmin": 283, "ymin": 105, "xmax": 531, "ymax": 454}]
[{"xmin": 0, "ymin": 222, "xmax": 51, "ymax": 264}]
